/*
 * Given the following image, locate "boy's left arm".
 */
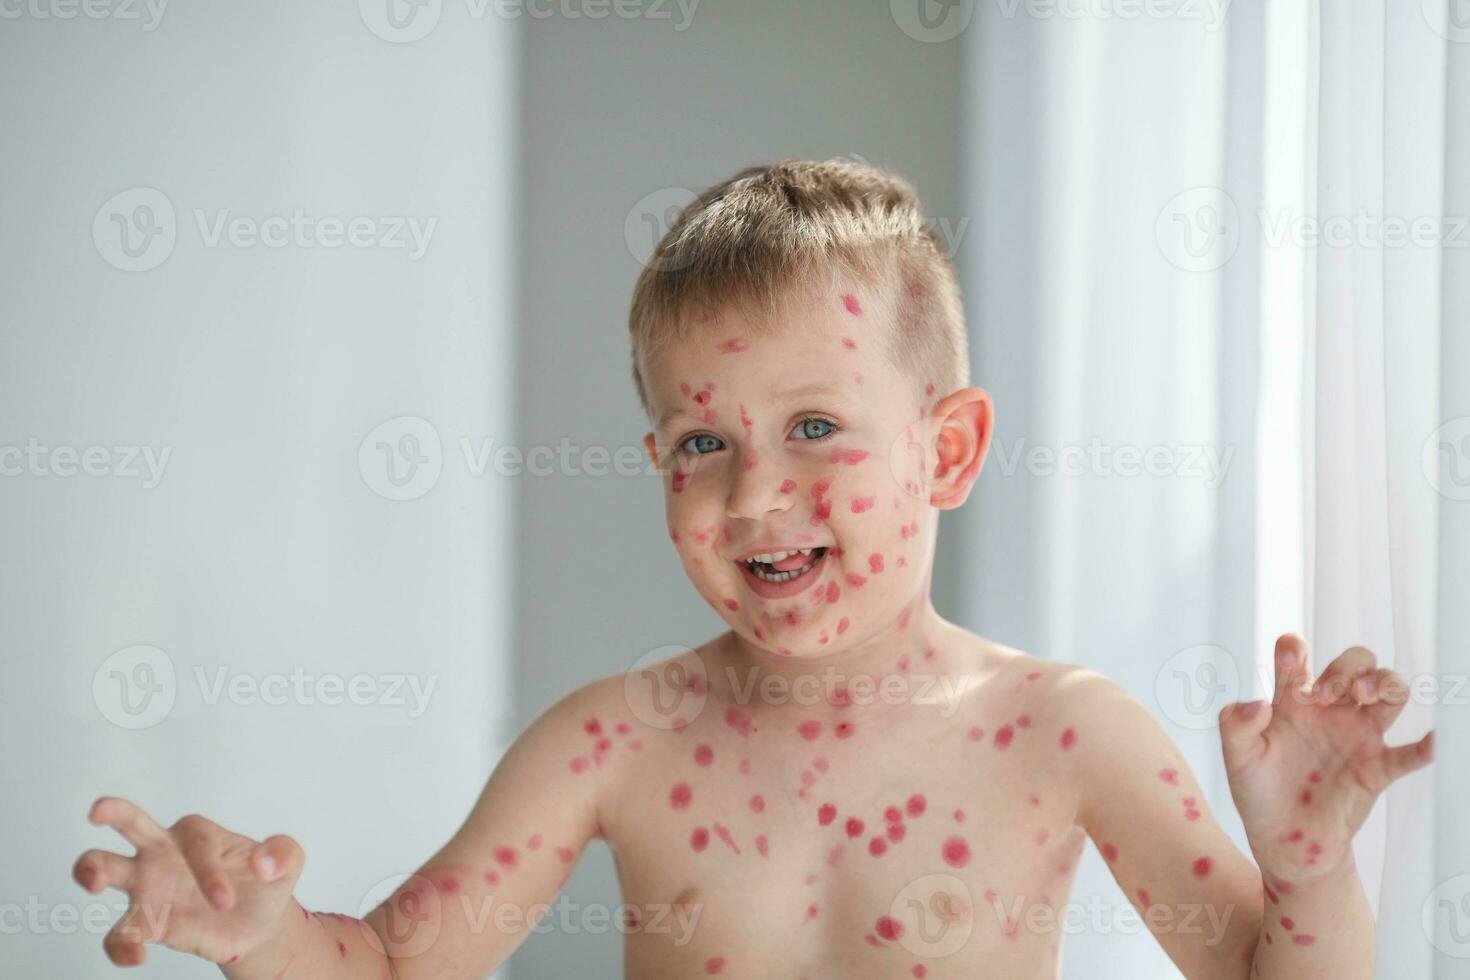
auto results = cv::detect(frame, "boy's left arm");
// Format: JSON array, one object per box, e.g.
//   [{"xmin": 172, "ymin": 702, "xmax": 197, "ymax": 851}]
[{"xmin": 1066, "ymin": 632, "xmax": 1433, "ymax": 979}]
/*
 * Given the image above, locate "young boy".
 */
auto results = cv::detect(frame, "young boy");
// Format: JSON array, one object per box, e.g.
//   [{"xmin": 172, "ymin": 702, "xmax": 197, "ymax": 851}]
[{"xmin": 74, "ymin": 159, "xmax": 1433, "ymax": 978}]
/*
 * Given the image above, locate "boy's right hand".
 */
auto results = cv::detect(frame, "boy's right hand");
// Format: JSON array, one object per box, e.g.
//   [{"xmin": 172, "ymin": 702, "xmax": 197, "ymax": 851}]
[{"xmin": 73, "ymin": 796, "xmax": 305, "ymax": 968}]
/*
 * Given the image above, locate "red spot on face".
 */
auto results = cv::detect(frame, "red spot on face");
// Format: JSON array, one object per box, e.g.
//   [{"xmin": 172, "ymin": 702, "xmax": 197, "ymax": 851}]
[
  {"xmin": 1060, "ymin": 728, "xmax": 1077, "ymax": 749},
  {"xmin": 671, "ymin": 470, "xmax": 688, "ymax": 493},
  {"xmin": 1192, "ymin": 856, "xmax": 1213, "ymax": 878},
  {"xmin": 842, "ymin": 294, "xmax": 863, "ymax": 315},
  {"xmin": 1292, "ymin": 935, "xmax": 1315, "ymax": 946},
  {"xmin": 722, "ymin": 598, "xmax": 739, "ymax": 612},
  {"xmin": 836, "ymin": 616, "xmax": 850, "ymax": 634},
  {"xmin": 818, "ymin": 803, "xmax": 837, "ymax": 826},
  {"xmin": 830, "ymin": 448, "xmax": 869, "ymax": 465},
  {"xmin": 1101, "ymin": 842, "xmax": 1118, "ymax": 862},
  {"xmin": 670, "ymin": 783, "xmax": 693, "ymax": 809},
  {"xmin": 694, "ymin": 744, "xmax": 714, "ymax": 766},
  {"xmin": 1137, "ymin": 888, "xmax": 1152, "ymax": 908},
  {"xmin": 942, "ymin": 836, "xmax": 971, "ymax": 868},
  {"xmin": 906, "ymin": 794, "xmax": 927, "ymax": 817},
  {"xmin": 824, "ymin": 581, "xmax": 840, "ymax": 603},
  {"xmin": 690, "ymin": 827, "xmax": 709, "ymax": 852},
  {"xmin": 868, "ymin": 553, "xmax": 884, "ymax": 574},
  {"xmin": 779, "ymin": 478, "xmax": 797, "ymax": 494},
  {"xmin": 724, "ymin": 707, "xmax": 754, "ymax": 736},
  {"xmin": 994, "ymin": 725, "xmax": 1014, "ymax": 749},
  {"xmin": 1280, "ymin": 915, "xmax": 1294, "ymax": 931},
  {"xmin": 869, "ymin": 836, "xmax": 889, "ymax": 856},
  {"xmin": 851, "ymin": 496, "xmax": 876, "ymax": 513},
  {"xmin": 798, "ymin": 720, "xmax": 822, "ymax": 741},
  {"xmin": 845, "ymin": 817, "xmax": 865, "ymax": 838},
  {"xmin": 845, "ymin": 572, "xmax": 867, "ymax": 588},
  {"xmin": 715, "ymin": 338, "xmax": 750, "ymax": 353},
  {"xmin": 875, "ymin": 916, "xmax": 904, "ymax": 941}
]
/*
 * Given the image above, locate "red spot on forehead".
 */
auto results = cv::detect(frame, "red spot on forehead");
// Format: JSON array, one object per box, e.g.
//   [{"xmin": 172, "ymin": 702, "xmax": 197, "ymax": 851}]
[{"xmin": 715, "ymin": 338, "xmax": 750, "ymax": 353}]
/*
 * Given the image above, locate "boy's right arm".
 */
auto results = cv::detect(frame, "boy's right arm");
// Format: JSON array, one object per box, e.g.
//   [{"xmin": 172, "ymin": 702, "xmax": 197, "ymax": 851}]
[{"xmin": 76, "ymin": 681, "xmax": 617, "ymax": 978}]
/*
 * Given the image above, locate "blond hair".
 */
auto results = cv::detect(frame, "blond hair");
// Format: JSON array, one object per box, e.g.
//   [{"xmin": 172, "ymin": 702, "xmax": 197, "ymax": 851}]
[{"xmin": 627, "ymin": 158, "xmax": 969, "ymax": 417}]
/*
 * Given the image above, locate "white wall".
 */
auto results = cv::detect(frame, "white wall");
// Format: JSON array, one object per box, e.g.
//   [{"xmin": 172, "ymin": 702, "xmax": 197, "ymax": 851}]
[{"xmin": 0, "ymin": 3, "xmax": 517, "ymax": 976}]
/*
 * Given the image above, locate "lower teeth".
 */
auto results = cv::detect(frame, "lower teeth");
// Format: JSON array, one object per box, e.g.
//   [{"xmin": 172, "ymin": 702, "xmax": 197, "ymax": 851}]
[{"xmin": 748, "ymin": 555, "xmax": 819, "ymax": 583}]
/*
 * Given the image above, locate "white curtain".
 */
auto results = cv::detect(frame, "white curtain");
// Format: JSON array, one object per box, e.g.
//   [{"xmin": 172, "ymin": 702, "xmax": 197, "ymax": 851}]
[{"xmin": 961, "ymin": 1, "xmax": 1463, "ymax": 976}]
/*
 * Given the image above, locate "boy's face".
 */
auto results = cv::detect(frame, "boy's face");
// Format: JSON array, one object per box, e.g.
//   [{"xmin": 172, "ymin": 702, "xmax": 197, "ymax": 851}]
[{"xmin": 642, "ymin": 283, "xmax": 976, "ymax": 659}]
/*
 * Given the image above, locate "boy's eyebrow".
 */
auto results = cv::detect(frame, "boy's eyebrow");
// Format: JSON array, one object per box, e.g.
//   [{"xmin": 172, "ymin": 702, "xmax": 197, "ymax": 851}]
[{"xmin": 655, "ymin": 381, "xmax": 849, "ymax": 429}]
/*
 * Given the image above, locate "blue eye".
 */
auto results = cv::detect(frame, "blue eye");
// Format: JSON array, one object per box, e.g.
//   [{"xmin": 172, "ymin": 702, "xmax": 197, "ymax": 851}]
[
  {"xmin": 791, "ymin": 417, "xmax": 836, "ymax": 440},
  {"xmin": 680, "ymin": 433, "xmax": 725, "ymax": 455}
]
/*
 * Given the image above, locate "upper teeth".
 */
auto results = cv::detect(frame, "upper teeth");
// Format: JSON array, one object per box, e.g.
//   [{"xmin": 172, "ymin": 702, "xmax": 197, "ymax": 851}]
[{"xmin": 748, "ymin": 548, "xmax": 813, "ymax": 564}]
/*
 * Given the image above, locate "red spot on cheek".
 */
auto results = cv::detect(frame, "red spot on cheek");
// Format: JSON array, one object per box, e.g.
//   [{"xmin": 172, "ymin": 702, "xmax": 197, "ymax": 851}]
[
  {"xmin": 694, "ymin": 744, "xmax": 714, "ymax": 766},
  {"xmin": 942, "ymin": 836, "xmax": 971, "ymax": 868},
  {"xmin": 1060, "ymin": 728, "xmax": 1077, "ymax": 749},
  {"xmin": 842, "ymin": 294, "xmax": 863, "ymax": 315},
  {"xmin": 868, "ymin": 553, "xmax": 885, "ymax": 574},
  {"xmin": 818, "ymin": 803, "xmax": 837, "ymax": 826},
  {"xmin": 1192, "ymin": 856, "xmax": 1214, "ymax": 878},
  {"xmin": 875, "ymin": 916, "xmax": 904, "ymax": 940},
  {"xmin": 670, "ymin": 783, "xmax": 693, "ymax": 809},
  {"xmin": 846, "ymin": 573, "xmax": 867, "ymax": 589},
  {"xmin": 830, "ymin": 448, "xmax": 869, "ymax": 465},
  {"xmin": 671, "ymin": 470, "xmax": 688, "ymax": 493},
  {"xmin": 824, "ymin": 581, "xmax": 841, "ymax": 603}
]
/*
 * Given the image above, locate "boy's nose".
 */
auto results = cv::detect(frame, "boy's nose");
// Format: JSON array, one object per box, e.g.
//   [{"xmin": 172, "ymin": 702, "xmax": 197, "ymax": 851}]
[{"xmin": 724, "ymin": 455, "xmax": 795, "ymax": 521}]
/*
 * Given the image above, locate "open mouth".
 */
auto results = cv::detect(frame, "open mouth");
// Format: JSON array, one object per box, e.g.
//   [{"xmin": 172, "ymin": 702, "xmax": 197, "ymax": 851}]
[{"xmin": 743, "ymin": 547, "xmax": 827, "ymax": 583}]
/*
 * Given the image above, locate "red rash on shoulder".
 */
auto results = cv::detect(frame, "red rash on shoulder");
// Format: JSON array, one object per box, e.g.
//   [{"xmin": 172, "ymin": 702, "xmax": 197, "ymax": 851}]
[
  {"xmin": 670, "ymin": 783, "xmax": 693, "ymax": 809},
  {"xmin": 842, "ymin": 294, "xmax": 863, "ymax": 315},
  {"xmin": 942, "ymin": 836, "xmax": 971, "ymax": 868},
  {"xmin": 994, "ymin": 725, "xmax": 1015, "ymax": 749},
  {"xmin": 694, "ymin": 744, "xmax": 714, "ymax": 766},
  {"xmin": 1192, "ymin": 856, "xmax": 1214, "ymax": 878}
]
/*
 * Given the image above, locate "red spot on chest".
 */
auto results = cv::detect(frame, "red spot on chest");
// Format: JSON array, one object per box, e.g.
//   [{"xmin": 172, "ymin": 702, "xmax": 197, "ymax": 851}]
[
  {"xmin": 906, "ymin": 794, "xmax": 927, "ymax": 817},
  {"xmin": 994, "ymin": 725, "xmax": 1015, "ymax": 749},
  {"xmin": 868, "ymin": 553, "xmax": 885, "ymax": 574},
  {"xmin": 798, "ymin": 720, "xmax": 822, "ymax": 741},
  {"xmin": 942, "ymin": 836, "xmax": 971, "ymax": 868},
  {"xmin": 669, "ymin": 783, "xmax": 693, "ymax": 809},
  {"xmin": 1059, "ymin": 728, "xmax": 1077, "ymax": 749},
  {"xmin": 690, "ymin": 827, "xmax": 709, "ymax": 852},
  {"xmin": 724, "ymin": 707, "xmax": 755, "ymax": 736},
  {"xmin": 694, "ymin": 744, "xmax": 714, "ymax": 766},
  {"xmin": 779, "ymin": 479, "xmax": 798, "ymax": 494},
  {"xmin": 818, "ymin": 803, "xmax": 837, "ymax": 826},
  {"xmin": 1192, "ymin": 856, "xmax": 1214, "ymax": 877},
  {"xmin": 875, "ymin": 916, "xmax": 904, "ymax": 940}
]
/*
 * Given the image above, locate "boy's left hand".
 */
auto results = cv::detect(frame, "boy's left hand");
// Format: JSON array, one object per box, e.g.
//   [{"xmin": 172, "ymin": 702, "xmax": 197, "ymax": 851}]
[{"xmin": 1217, "ymin": 632, "xmax": 1433, "ymax": 882}]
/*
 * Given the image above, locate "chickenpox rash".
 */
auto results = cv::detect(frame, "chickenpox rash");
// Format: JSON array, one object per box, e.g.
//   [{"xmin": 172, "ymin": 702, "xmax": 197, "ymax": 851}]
[
  {"xmin": 842, "ymin": 294, "xmax": 863, "ymax": 315},
  {"xmin": 868, "ymin": 553, "xmax": 885, "ymax": 574},
  {"xmin": 994, "ymin": 725, "xmax": 1015, "ymax": 749},
  {"xmin": 779, "ymin": 479, "xmax": 797, "ymax": 494},
  {"xmin": 715, "ymin": 338, "xmax": 750, "ymax": 353},
  {"xmin": 691, "ymin": 827, "xmax": 709, "ymax": 852},
  {"xmin": 694, "ymin": 744, "xmax": 714, "ymax": 766},
  {"xmin": 1060, "ymin": 727, "xmax": 1077, "ymax": 749},
  {"xmin": 1159, "ymin": 768, "xmax": 1179, "ymax": 785},
  {"xmin": 851, "ymin": 496, "xmax": 877, "ymax": 513},
  {"xmin": 942, "ymin": 836, "xmax": 971, "ymax": 868},
  {"xmin": 756, "ymin": 834, "xmax": 769, "ymax": 857},
  {"xmin": 671, "ymin": 470, "xmax": 689, "ymax": 493},
  {"xmin": 713, "ymin": 824, "xmax": 741, "ymax": 854},
  {"xmin": 724, "ymin": 707, "xmax": 755, "ymax": 735},
  {"xmin": 818, "ymin": 803, "xmax": 837, "ymax": 826},
  {"xmin": 722, "ymin": 599, "xmax": 739, "ymax": 612},
  {"xmin": 1101, "ymin": 842, "xmax": 1119, "ymax": 862},
  {"xmin": 841, "ymin": 336, "xmax": 858, "ymax": 350},
  {"xmin": 1192, "ymin": 856, "xmax": 1214, "ymax": 878},
  {"xmin": 830, "ymin": 448, "xmax": 869, "ymax": 465},
  {"xmin": 670, "ymin": 783, "xmax": 693, "ymax": 809}
]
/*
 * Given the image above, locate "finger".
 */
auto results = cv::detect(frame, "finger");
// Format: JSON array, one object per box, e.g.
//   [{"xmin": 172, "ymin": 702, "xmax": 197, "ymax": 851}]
[
  {"xmin": 1313, "ymin": 645, "xmax": 1378, "ymax": 705},
  {"xmin": 173, "ymin": 815, "xmax": 233, "ymax": 910},
  {"xmin": 1219, "ymin": 700, "xmax": 1272, "ymax": 775},
  {"xmin": 1363, "ymin": 669, "xmax": 1412, "ymax": 732},
  {"xmin": 73, "ymin": 849, "xmax": 135, "ymax": 895},
  {"xmin": 89, "ymin": 797, "xmax": 166, "ymax": 850},
  {"xmin": 104, "ymin": 902, "xmax": 167, "ymax": 967},
  {"xmin": 1272, "ymin": 634, "xmax": 1312, "ymax": 709},
  {"xmin": 1383, "ymin": 730, "xmax": 1434, "ymax": 783},
  {"xmin": 250, "ymin": 834, "xmax": 305, "ymax": 884}
]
